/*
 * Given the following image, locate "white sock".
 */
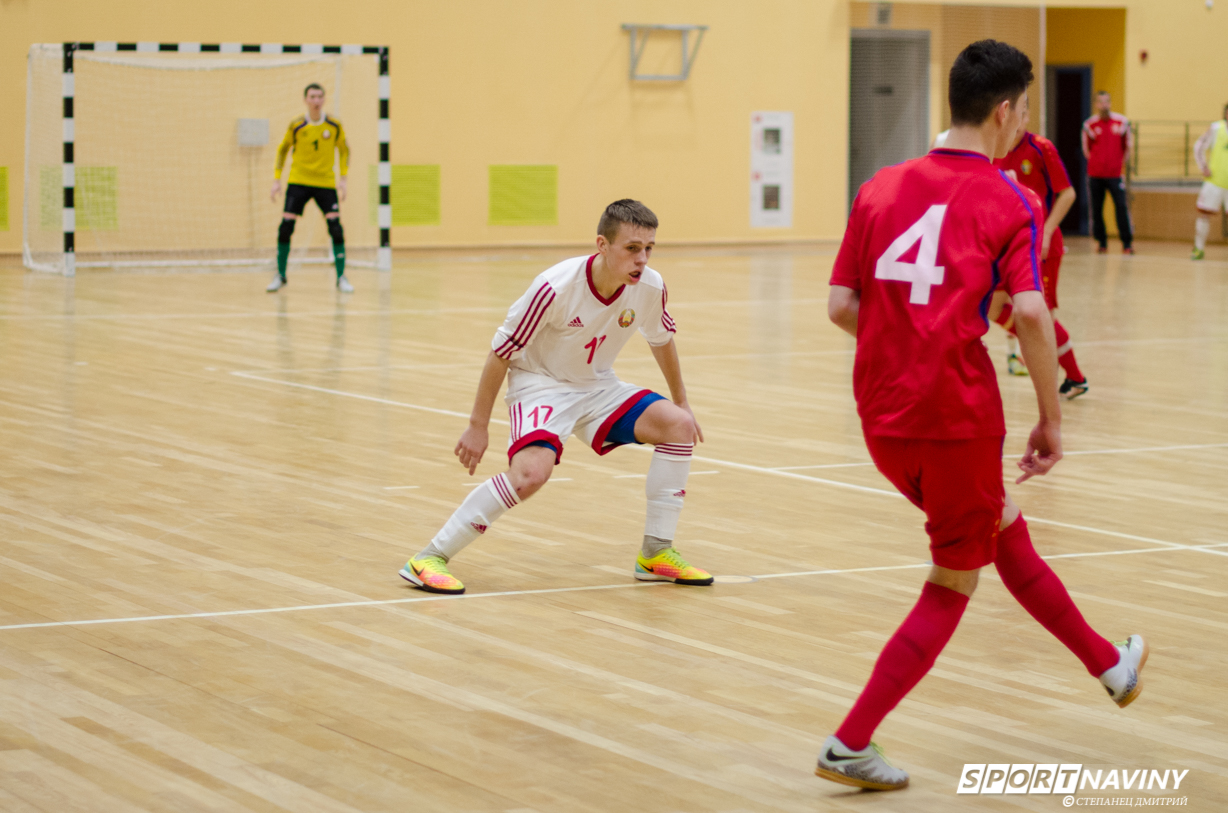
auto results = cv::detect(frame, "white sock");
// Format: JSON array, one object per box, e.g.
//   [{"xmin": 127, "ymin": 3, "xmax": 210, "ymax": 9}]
[
  {"xmin": 1006, "ymin": 334, "xmax": 1019, "ymax": 356},
  {"xmin": 645, "ymin": 443, "xmax": 692, "ymax": 542},
  {"xmin": 418, "ymin": 473, "xmax": 519, "ymax": 561},
  {"xmin": 1196, "ymin": 215, "xmax": 1211, "ymax": 250},
  {"xmin": 641, "ymin": 534, "xmax": 673, "ymax": 557}
]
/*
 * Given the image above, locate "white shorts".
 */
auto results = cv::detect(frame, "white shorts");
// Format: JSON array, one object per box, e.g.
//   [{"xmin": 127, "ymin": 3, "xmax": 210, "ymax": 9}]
[
  {"xmin": 505, "ymin": 379, "xmax": 656, "ymax": 463},
  {"xmin": 1197, "ymin": 181, "xmax": 1228, "ymax": 213}
]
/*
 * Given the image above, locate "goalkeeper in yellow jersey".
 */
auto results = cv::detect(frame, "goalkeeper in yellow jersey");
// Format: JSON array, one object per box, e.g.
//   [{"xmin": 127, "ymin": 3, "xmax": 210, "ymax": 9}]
[{"xmin": 268, "ymin": 83, "xmax": 353, "ymax": 293}]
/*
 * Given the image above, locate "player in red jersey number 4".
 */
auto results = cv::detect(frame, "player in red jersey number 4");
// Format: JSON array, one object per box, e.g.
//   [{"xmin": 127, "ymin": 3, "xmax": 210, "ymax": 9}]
[
  {"xmin": 399, "ymin": 200, "xmax": 713, "ymax": 594},
  {"xmin": 818, "ymin": 41, "xmax": 1146, "ymax": 792}
]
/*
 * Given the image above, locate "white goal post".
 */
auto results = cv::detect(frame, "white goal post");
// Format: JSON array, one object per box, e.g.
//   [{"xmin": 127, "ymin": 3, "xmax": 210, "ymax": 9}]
[{"xmin": 25, "ymin": 41, "xmax": 391, "ymax": 276}]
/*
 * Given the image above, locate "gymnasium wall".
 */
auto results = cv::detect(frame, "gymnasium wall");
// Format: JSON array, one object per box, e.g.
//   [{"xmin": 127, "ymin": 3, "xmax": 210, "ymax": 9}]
[
  {"xmin": 849, "ymin": 2, "xmax": 1042, "ymax": 142},
  {"xmin": 3, "ymin": 0, "xmax": 1228, "ymax": 255},
  {"xmin": 1047, "ymin": 8, "xmax": 1126, "ymax": 108},
  {"xmin": 0, "ymin": 0, "xmax": 849, "ymax": 255}
]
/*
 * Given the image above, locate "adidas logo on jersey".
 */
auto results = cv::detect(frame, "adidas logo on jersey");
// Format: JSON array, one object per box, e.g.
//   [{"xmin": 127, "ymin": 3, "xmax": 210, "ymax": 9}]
[
  {"xmin": 568, "ymin": 317, "xmax": 584, "ymax": 328},
  {"xmin": 470, "ymin": 522, "xmax": 487, "ymax": 534}
]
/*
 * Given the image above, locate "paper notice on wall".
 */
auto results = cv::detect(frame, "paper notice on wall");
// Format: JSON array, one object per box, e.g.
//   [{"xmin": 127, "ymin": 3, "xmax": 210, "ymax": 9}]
[{"xmin": 750, "ymin": 111, "xmax": 793, "ymax": 228}]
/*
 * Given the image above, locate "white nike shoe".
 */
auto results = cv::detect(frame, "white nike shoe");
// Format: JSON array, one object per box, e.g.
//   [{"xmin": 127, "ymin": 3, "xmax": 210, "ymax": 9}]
[
  {"xmin": 336, "ymin": 275, "xmax": 354, "ymax": 293},
  {"xmin": 1099, "ymin": 634, "xmax": 1148, "ymax": 708},
  {"xmin": 815, "ymin": 735, "xmax": 909, "ymax": 791},
  {"xmin": 266, "ymin": 275, "xmax": 287, "ymax": 292}
]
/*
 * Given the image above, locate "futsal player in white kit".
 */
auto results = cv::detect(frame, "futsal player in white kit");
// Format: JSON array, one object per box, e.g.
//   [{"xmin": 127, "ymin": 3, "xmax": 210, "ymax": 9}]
[{"xmin": 399, "ymin": 200, "xmax": 714, "ymax": 594}]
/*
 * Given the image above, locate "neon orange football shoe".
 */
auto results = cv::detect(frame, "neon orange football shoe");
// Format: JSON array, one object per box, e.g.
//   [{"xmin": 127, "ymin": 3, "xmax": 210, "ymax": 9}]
[
  {"xmin": 399, "ymin": 555, "xmax": 465, "ymax": 594},
  {"xmin": 634, "ymin": 547, "xmax": 714, "ymax": 586}
]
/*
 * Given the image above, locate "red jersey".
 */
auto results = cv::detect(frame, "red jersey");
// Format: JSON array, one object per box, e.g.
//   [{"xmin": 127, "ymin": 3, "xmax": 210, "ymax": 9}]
[
  {"xmin": 831, "ymin": 149, "xmax": 1044, "ymax": 440},
  {"xmin": 995, "ymin": 132, "xmax": 1072, "ymax": 214},
  {"xmin": 1082, "ymin": 113, "xmax": 1131, "ymax": 178}
]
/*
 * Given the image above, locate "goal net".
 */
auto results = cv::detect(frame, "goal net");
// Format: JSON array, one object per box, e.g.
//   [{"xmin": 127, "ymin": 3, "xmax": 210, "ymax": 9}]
[{"xmin": 25, "ymin": 45, "xmax": 382, "ymax": 273}]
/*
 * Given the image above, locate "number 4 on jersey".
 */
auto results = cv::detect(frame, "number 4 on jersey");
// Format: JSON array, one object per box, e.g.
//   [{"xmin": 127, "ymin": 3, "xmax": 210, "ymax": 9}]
[{"xmin": 874, "ymin": 205, "xmax": 947, "ymax": 305}]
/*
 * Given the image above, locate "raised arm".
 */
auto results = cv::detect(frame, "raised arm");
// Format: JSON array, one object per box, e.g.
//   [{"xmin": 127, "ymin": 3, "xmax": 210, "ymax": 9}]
[
  {"xmin": 1011, "ymin": 289, "xmax": 1063, "ymax": 483},
  {"xmin": 455, "ymin": 351, "xmax": 511, "ymax": 475},
  {"xmin": 649, "ymin": 338, "xmax": 703, "ymax": 442}
]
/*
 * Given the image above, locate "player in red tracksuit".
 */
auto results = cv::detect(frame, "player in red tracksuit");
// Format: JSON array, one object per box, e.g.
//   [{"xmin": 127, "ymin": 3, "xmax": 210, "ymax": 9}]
[
  {"xmin": 815, "ymin": 40, "xmax": 1146, "ymax": 792},
  {"xmin": 993, "ymin": 112, "xmax": 1089, "ymax": 398}
]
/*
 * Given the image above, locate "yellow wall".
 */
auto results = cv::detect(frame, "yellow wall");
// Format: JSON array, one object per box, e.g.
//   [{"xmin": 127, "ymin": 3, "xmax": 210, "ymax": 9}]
[
  {"xmin": 0, "ymin": 0, "xmax": 849, "ymax": 254},
  {"xmin": 1047, "ymin": 8, "xmax": 1126, "ymax": 107},
  {"xmin": 1125, "ymin": 1, "xmax": 1228, "ymax": 122},
  {"xmin": 3, "ymin": 0, "xmax": 1227, "ymax": 255}
]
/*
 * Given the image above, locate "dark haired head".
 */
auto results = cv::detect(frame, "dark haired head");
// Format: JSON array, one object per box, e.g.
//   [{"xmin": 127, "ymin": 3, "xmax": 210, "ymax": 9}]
[
  {"xmin": 304, "ymin": 83, "xmax": 325, "ymax": 97},
  {"xmin": 948, "ymin": 40, "xmax": 1033, "ymax": 126},
  {"xmin": 598, "ymin": 199, "xmax": 658, "ymax": 242}
]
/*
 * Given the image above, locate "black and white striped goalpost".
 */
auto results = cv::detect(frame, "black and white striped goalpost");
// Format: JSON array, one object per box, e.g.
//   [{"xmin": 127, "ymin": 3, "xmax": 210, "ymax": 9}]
[{"xmin": 59, "ymin": 41, "xmax": 392, "ymax": 277}]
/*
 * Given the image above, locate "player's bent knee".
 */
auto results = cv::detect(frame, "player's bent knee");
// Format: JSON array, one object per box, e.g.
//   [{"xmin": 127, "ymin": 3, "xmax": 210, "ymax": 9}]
[
  {"xmin": 327, "ymin": 217, "xmax": 345, "ymax": 243},
  {"xmin": 278, "ymin": 218, "xmax": 297, "ymax": 243},
  {"xmin": 928, "ymin": 565, "xmax": 980, "ymax": 597},
  {"xmin": 636, "ymin": 400, "xmax": 693, "ymax": 444},
  {"xmin": 507, "ymin": 447, "xmax": 555, "ymax": 497}
]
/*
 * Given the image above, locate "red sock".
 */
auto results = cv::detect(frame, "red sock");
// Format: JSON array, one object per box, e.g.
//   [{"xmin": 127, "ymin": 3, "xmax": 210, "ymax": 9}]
[
  {"xmin": 1053, "ymin": 320, "xmax": 1085, "ymax": 381},
  {"xmin": 835, "ymin": 581, "xmax": 969, "ymax": 750},
  {"xmin": 994, "ymin": 303, "xmax": 1016, "ymax": 335},
  {"xmin": 994, "ymin": 516, "xmax": 1118, "ymax": 676}
]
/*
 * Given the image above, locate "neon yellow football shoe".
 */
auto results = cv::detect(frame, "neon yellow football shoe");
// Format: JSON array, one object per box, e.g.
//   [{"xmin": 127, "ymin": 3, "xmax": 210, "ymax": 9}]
[
  {"xmin": 1007, "ymin": 353, "xmax": 1029, "ymax": 376},
  {"xmin": 635, "ymin": 547, "xmax": 714, "ymax": 586},
  {"xmin": 399, "ymin": 555, "xmax": 465, "ymax": 594}
]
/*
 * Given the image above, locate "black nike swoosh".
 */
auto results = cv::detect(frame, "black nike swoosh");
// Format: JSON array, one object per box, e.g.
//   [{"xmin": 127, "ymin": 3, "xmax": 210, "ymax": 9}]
[{"xmin": 824, "ymin": 747, "xmax": 867, "ymax": 763}]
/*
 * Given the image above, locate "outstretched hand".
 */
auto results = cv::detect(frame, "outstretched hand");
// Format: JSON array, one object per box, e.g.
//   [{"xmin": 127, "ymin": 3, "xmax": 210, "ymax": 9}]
[
  {"xmin": 1016, "ymin": 420, "xmax": 1062, "ymax": 483},
  {"xmin": 456, "ymin": 424, "xmax": 489, "ymax": 476},
  {"xmin": 270, "ymin": 179, "xmax": 282, "ymax": 202}
]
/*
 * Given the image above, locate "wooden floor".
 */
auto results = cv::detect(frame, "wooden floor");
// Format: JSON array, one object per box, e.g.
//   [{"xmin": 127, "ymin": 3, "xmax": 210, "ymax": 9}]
[{"xmin": 0, "ymin": 238, "xmax": 1226, "ymax": 812}]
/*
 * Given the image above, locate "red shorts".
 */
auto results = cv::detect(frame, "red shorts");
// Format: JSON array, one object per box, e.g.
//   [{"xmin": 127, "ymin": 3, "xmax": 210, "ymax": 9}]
[
  {"xmin": 1041, "ymin": 230, "xmax": 1063, "ymax": 309},
  {"xmin": 865, "ymin": 435, "xmax": 1006, "ymax": 570}
]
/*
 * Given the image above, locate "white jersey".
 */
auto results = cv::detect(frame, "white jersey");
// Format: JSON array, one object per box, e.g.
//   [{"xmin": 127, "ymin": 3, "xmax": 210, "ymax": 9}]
[{"xmin": 492, "ymin": 254, "xmax": 676, "ymax": 397}]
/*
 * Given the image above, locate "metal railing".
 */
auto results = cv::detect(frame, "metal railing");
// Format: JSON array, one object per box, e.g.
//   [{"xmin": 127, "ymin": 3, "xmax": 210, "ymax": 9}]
[{"xmin": 1129, "ymin": 120, "xmax": 1210, "ymax": 182}]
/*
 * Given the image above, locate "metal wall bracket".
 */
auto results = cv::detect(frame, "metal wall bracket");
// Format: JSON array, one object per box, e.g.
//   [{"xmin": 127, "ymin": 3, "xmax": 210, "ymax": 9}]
[{"xmin": 620, "ymin": 24, "xmax": 708, "ymax": 81}]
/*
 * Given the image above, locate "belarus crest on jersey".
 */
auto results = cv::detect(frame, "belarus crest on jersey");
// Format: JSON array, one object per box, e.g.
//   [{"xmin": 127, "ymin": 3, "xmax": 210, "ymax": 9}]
[
  {"xmin": 322, "ymin": 129, "xmax": 331, "ymax": 139},
  {"xmin": 618, "ymin": 309, "xmax": 636, "ymax": 328},
  {"xmin": 1020, "ymin": 159, "xmax": 1033, "ymax": 175}
]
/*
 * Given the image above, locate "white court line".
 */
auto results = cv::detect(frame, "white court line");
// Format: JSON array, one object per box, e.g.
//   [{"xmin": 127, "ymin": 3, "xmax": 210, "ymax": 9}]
[
  {"xmin": 0, "ymin": 305, "xmax": 508, "ymax": 322},
  {"xmin": 1062, "ymin": 442, "xmax": 1228, "ymax": 456},
  {"xmin": 770, "ymin": 441, "xmax": 1228, "ymax": 471},
  {"xmin": 382, "ymin": 486, "xmax": 419, "ymax": 491},
  {"xmin": 230, "ymin": 372, "xmax": 507, "ymax": 424},
  {"xmin": 772, "ymin": 463, "xmax": 874, "ymax": 471},
  {"xmin": 3, "ymin": 543, "xmax": 1224, "ymax": 634},
  {"xmin": 233, "ymin": 377, "xmax": 1219, "ymax": 555}
]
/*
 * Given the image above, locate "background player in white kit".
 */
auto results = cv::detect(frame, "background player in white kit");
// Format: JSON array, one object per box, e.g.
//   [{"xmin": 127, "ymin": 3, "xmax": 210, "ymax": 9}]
[
  {"xmin": 399, "ymin": 200, "xmax": 714, "ymax": 594},
  {"xmin": 1191, "ymin": 103, "xmax": 1228, "ymax": 260}
]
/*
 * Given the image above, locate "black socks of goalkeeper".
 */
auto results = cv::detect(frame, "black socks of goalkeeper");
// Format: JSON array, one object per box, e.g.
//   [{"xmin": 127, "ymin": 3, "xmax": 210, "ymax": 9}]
[
  {"xmin": 274, "ymin": 218, "xmax": 344, "ymax": 279},
  {"xmin": 328, "ymin": 219, "xmax": 345, "ymax": 278}
]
